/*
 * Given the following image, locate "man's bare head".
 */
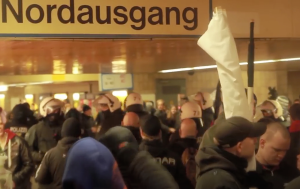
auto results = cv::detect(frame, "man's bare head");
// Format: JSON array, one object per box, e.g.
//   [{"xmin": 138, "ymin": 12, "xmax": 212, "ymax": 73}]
[
  {"xmin": 262, "ymin": 122, "xmax": 290, "ymax": 141},
  {"xmin": 179, "ymin": 119, "xmax": 198, "ymax": 138},
  {"xmin": 122, "ymin": 112, "xmax": 140, "ymax": 128},
  {"xmin": 257, "ymin": 122, "xmax": 291, "ymax": 166}
]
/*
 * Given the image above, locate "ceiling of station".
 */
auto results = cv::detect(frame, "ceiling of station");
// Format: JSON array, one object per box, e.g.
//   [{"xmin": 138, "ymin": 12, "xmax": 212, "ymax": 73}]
[{"xmin": 0, "ymin": 38, "xmax": 300, "ymax": 75}]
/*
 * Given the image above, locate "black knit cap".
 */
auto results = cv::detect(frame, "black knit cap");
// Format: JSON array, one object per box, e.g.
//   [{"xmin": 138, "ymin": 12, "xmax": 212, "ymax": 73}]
[
  {"xmin": 82, "ymin": 104, "xmax": 91, "ymax": 113},
  {"xmin": 61, "ymin": 118, "xmax": 81, "ymax": 138},
  {"xmin": 140, "ymin": 114, "xmax": 161, "ymax": 136}
]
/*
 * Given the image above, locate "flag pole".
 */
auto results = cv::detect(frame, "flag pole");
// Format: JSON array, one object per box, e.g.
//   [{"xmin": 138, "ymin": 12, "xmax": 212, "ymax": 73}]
[{"xmin": 247, "ymin": 20, "xmax": 255, "ymax": 119}]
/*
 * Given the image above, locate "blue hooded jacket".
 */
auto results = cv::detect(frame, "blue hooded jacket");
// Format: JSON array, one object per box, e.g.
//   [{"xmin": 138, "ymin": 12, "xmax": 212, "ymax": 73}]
[{"xmin": 62, "ymin": 137, "xmax": 126, "ymax": 189}]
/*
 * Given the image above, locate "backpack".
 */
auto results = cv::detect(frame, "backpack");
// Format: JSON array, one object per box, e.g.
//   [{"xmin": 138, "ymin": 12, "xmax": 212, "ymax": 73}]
[{"xmin": 181, "ymin": 147, "xmax": 198, "ymax": 187}]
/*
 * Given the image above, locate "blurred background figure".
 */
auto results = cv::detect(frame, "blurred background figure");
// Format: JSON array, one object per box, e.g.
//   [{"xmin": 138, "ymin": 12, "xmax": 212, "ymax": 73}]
[{"xmin": 166, "ymin": 105, "xmax": 179, "ymax": 129}]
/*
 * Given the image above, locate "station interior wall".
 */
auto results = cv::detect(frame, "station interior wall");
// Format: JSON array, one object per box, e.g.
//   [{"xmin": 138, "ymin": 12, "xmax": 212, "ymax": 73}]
[{"xmin": 1, "ymin": 69, "xmax": 293, "ymax": 110}]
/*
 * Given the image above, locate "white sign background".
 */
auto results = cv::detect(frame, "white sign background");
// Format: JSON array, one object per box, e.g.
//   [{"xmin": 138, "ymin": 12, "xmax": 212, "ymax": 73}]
[{"xmin": 99, "ymin": 74, "xmax": 133, "ymax": 91}]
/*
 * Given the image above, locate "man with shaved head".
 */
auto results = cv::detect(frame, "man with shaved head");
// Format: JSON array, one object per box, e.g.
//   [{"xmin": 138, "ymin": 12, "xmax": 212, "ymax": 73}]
[
  {"xmin": 122, "ymin": 112, "xmax": 142, "ymax": 144},
  {"xmin": 179, "ymin": 119, "xmax": 198, "ymax": 139},
  {"xmin": 256, "ymin": 122, "xmax": 299, "ymax": 189},
  {"xmin": 169, "ymin": 118, "xmax": 199, "ymax": 187}
]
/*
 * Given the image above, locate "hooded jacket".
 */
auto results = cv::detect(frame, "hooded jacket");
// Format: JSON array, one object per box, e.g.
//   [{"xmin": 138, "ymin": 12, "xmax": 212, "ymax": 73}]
[
  {"xmin": 196, "ymin": 146, "xmax": 250, "ymax": 189},
  {"xmin": 139, "ymin": 140, "xmax": 193, "ymax": 189},
  {"xmin": 99, "ymin": 109, "xmax": 125, "ymax": 136},
  {"xmin": 196, "ymin": 146, "xmax": 273, "ymax": 189},
  {"xmin": 35, "ymin": 137, "xmax": 79, "ymax": 189},
  {"xmin": 0, "ymin": 129, "xmax": 34, "ymax": 189},
  {"xmin": 62, "ymin": 137, "xmax": 126, "ymax": 189}
]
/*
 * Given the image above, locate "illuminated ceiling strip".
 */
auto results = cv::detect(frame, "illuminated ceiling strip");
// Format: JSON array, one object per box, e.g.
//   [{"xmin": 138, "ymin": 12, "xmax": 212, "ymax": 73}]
[
  {"xmin": 6, "ymin": 81, "xmax": 53, "ymax": 87},
  {"xmin": 159, "ymin": 57, "xmax": 300, "ymax": 73}
]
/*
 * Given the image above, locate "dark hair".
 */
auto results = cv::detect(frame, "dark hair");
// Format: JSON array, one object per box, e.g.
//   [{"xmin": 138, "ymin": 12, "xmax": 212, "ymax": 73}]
[
  {"xmin": 294, "ymin": 99, "xmax": 300, "ymax": 103},
  {"xmin": 289, "ymin": 104, "xmax": 300, "ymax": 120}
]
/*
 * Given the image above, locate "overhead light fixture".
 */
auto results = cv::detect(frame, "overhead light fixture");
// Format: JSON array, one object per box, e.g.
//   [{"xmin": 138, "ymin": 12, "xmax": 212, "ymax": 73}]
[
  {"xmin": 112, "ymin": 90, "xmax": 128, "ymax": 97},
  {"xmin": 7, "ymin": 81, "xmax": 53, "ymax": 87},
  {"xmin": 73, "ymin": 93, "xmax": 80, "ymax": 101},
  {"xmin": 0, "ymin": 86, "xmax": 8, "ymax": 92},
  {"xmin": 112, "ymin": 60, "xmax": 127, "ymax": 73},
  {"xmin": 25, "ymin": 94, "xmax": 34, "ymax": 99},
  {"xmin": 159, "ymin": 57, "xmax": 300, "ymax": 73},
  {"xmin": 54, "ymin": 93, "xmax": 68, "ymax": 100}
]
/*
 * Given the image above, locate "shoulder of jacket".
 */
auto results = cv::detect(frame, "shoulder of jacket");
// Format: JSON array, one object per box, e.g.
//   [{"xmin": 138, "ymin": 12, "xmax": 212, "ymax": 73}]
[{"xmin": 198, "ymin": 169, "xmax": 240, "ymax": 188}]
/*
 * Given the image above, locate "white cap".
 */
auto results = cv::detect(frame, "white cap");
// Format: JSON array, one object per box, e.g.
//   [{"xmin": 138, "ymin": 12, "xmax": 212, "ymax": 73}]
[
  {"xmin": 192, "ymin": 92, "xmax": 214, "ymax": 110},
  {"xmin": 39, "ymin": 97, "xmax": 63, "ymax": 117},
  {"xmin": 125, "ymin": 93, "xmax": 143, "ymax": 107},
  {"xmin": 265, "ymin": 100, "xmax": 283, "ymax": 119},
  {"xmin": 95, "ymin": 93, "xmax": 121, "ymax": 112},
  {"xmin": 180, "ymin": 101, "xmax": 202, "ymax": 120}
]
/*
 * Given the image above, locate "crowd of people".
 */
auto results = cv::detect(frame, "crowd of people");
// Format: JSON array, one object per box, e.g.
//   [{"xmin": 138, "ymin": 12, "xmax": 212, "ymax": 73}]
[{"xmin": 0, "ymin": 91, "xmax": 300, "ymax": 189}]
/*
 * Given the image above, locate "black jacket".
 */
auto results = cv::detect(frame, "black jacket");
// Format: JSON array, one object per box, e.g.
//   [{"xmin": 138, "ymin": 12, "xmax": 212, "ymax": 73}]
[
  {"xmin": 98, "ymin": 109, "xmax": 124, "ymax": 136},
  {"xmin": 196, "ymin": 146, "xmax": 252, "ymax": 189},
  {"xmin": 35, "ymin": 137, "xmax": 78, "ymax": 189},
  {"xmin": 25, "ymin": 120, "xmax": 62, "ymax": 165},
  {"xmin": 1, "ymin": 130, "xmax": 34, "ymax": 189},
  {"xmin": 196, "ymin": 146, "xmax": 272, "ymax": 189},
  {"xmin": 81, "ymin": 114, "xmax": 94, "ymax": 137},
  {"xmin": 139, "ymin": 140, "xmax": 193, "ymax": 189},
  {"xmin": 256, "ymin": 161, "xmax": 299, "ymax": 189},
  {"xmin": 169, "ymin": 137, "xmax": 199, "ymax": 157},
  {"xmin": 129, "ymin": 151, "xmax": 179, "ymax": 189}
]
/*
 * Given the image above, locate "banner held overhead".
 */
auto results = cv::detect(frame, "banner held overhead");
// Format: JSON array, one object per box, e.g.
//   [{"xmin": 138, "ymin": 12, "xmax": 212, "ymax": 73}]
[{"xmin": 0, "ymin": 0, "xmax": 208, "ymax": 38}]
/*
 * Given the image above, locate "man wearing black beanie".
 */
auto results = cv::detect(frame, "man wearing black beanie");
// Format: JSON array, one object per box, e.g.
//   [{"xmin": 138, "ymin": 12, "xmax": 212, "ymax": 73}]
[{"xmin": 35, "ymin": 118, "xmax": 81, "ymax": 189}]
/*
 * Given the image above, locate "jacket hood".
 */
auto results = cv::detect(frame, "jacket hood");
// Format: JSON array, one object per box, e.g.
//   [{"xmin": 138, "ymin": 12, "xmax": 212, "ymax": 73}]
[
  {"xmin": 63, "ymin": 137, "xmax": 125, "ymax": 189},
  {"xmin": 197, "ymin": 146, "xmax": 248, "ymax": 176},
  {"xmin": 124, "ymin": 126, "xmax": 142, "ymax": 144},
  {"xmin": 57, "ymin": 137, "xmax": 78, "ymax": 154},
  {"xmin": 139, "ymin": 139, "xmax": 166, "ymax": 157}
]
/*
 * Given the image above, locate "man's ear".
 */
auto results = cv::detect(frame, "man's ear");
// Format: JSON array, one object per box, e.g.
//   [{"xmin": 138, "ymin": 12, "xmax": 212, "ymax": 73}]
[
  {"xmin": 259, "ymin": 138, "xmax": 266, "ymax": 149},
  {"xmin": 236, "ymin": 142, "xmax": 243, "ymax": 154}
]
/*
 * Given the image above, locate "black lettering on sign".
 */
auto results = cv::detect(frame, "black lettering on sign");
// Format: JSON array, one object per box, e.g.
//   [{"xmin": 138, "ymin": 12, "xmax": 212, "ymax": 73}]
[
  {"xmin": 26, "ymin": 4, "xmax": 44, "ymax": 23},
  {"xmin": 182, "ymin": 7, "xmax": 198, "ymax": 30},
  {"xmin": 129, "ymin": 6, "xmax": 146, "ymax": 30},
  {"xmin": 166, "ymin": 7, "xmax": 180, "ymax": 25},
  {"xmin": 0, "ymin": 0, "xmax": 199, "ymax": 31},
  {"xmin": 57, "ymin": 0, "xmax": 75, "ymax": 24},
  {"xmin": 96, "ymin": 6, "xmax": 111, "ymax": 24},
  {"xmin": 148, "ymin": 7, "xmax": 163, "ymax": 25},
  {"xmin": 2, "ymin": 0, "xmax": 23, "ymax": 23},
  {"xmin": 77, "ymin": 5, "xmax": 93, "ymax": 24},
  {"xmin": 46, "ymin": 5, "xmax": 57, "ymax": 23},
  {"xmin": 113, "ymin": 6, "xmax": 128, "ymax": 24}
]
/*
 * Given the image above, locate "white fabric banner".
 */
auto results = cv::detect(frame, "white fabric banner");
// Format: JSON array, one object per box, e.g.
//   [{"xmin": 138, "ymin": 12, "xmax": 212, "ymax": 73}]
[{"xmin": 197, "ymin": 8, "xmax": 255, "ymax": 171}]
